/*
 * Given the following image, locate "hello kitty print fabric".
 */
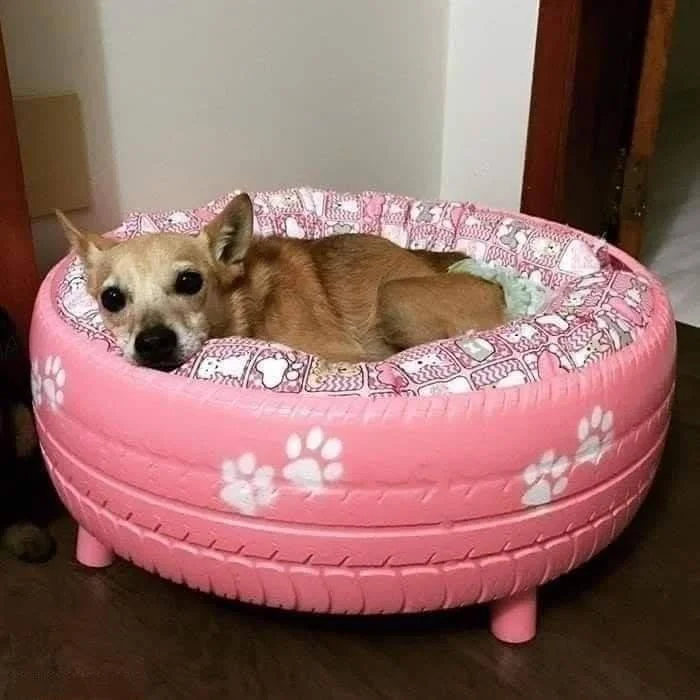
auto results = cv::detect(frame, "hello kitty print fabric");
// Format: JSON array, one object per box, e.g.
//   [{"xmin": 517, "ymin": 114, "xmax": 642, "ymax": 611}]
[{"xmin": 56, "ymin": 188, "xmax": 654, "ymax": 398}]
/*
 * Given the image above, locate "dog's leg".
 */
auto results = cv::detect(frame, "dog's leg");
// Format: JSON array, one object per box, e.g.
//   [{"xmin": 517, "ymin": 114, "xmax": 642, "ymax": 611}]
[
  {"xmin": 378, "ymin": 274, "xmax": 506, "ymax": 350},
  {"xmin": 411, "ymin": 250, "xmax": 467, "ymax": 271},
  {"xmin": 12, "ymin": 403, "xmax": 37, "ymax": 458}
]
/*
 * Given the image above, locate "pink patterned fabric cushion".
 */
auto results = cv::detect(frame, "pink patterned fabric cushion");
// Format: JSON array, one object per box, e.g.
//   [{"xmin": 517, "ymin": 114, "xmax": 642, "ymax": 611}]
[{"xmin": 56, "ymin": 188, "xmax": 654, "ymax": 398}]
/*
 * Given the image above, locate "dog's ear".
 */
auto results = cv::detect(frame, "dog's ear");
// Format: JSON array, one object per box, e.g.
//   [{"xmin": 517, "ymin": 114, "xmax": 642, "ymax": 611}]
[
  {"xmin": 203, "ymin": 193, "xmax": 253, "ymax": 265},
  {"xmin": 56, "ymin": 210, "xmax": 116, "ymax": 264}
]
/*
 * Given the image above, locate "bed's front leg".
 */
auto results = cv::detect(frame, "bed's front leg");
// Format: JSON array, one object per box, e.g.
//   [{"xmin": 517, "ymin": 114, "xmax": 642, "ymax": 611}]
[
  {"xmin": 490, "ymin": 588, "xmax": 537, "ymax": 644},
  {"xmin": 76, "ymin": 526, "xmax": 114, "ymax": 568}
]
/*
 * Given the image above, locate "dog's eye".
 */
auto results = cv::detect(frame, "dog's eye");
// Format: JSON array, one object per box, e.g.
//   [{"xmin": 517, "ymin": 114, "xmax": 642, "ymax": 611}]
[
  {"xmin": 100, "ymin": 286, "xmax": 126, "ymax": 313},
  {"xmin": 175, "ymin": 271, "xmax": 203, "ymax": 295}
]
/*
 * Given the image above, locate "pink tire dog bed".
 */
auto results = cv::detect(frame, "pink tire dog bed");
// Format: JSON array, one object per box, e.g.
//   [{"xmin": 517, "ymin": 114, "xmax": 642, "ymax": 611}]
[{"xmin": 30, "ymin": 189, "xmax": 675, "ymax": 643}]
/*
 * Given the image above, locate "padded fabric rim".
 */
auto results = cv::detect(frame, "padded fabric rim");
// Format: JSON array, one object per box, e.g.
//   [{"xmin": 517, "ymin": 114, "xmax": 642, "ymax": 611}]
[{"xmin": 54, "ymin": 188, "xmax": 656, "ymax": 398}]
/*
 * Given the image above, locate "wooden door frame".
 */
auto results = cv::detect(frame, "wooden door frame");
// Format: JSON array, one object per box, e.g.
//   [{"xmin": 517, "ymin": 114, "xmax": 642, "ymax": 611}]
[
  {"xmin": 520, "ymin": 0, "xmax": 583, "ymax": 226},
  {"xmin": 617, "ymin": 0, "xmax": 677, "ymax": 258},
  {"xmin": 521, "ymin": 0, "xmax": 676, "ymax": 258},
  {"xmin": 0, "ymin": 23, "xmax": 39, "ymax": 339}
]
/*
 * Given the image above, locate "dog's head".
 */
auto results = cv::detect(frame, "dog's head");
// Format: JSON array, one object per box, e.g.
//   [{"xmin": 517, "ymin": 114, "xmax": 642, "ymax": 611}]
[{"xmin": 58, "ymin": 193, "xmax": 254, "ymax": 370}]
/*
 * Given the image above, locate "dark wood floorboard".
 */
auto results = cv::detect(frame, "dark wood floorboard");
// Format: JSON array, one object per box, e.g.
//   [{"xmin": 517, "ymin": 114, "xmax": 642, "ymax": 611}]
[{"xmin": 1, "ymin": 324, "xmax": 697, "ymax": 700}]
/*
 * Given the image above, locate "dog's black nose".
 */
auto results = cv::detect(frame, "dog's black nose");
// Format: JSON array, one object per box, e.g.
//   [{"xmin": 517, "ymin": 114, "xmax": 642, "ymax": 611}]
[{"xmin": 134, "ymin": 325, "xmax": 178, "ymax": 367}]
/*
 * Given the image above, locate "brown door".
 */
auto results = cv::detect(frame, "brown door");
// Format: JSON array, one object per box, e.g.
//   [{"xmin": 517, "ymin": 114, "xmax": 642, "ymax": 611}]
[
  {"xmin": 521, "ymin": 0, "xmax": 677, "ymax": 259},
  {"xmin": 0, "ymin": 23, "xmax": 39, "ymax": 339},
  {"xmin": 617, "ymin": 0, "xmax": 677, "ymax": 258}
]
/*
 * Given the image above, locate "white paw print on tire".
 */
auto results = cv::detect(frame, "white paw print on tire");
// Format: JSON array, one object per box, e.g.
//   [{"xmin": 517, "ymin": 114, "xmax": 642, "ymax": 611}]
[
  {"xmin": 31, "ymin": 360, "xmax": 43, "ymax": 407},
  {"xmin": 283, "ymin": 427, "xmax": 343, "ymax": 493},
  {"xmin": 220, "ymin": 453, "xmax": 276, "ymax": 515},
  {"xmin": 521, "ymin": 450, "xmax": 571, "ymax": 506},
  {"xmin": 42, "ymin": 356, "xmax": 66, "ymax": 411},
  {"xmin": 576, "ymin": 406, "xmax": 614, "ymax": 465}
]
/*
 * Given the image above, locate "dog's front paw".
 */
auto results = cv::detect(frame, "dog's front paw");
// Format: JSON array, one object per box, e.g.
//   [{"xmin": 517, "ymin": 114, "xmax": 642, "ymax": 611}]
[{"xmin": 2, "ymin": 523, "xmax": 56, "ymax": 563}]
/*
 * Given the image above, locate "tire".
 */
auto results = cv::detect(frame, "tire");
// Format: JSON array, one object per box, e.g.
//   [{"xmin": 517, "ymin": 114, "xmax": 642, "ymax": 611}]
[{"xmin": 30, "ymin": 198, "xmax": 675, "ymax": 615}]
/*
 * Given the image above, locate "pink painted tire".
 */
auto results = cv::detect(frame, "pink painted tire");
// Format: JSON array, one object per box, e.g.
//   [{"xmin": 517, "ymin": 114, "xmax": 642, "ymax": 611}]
[{"xmin": 30, "ymin": 190, "xmax": 675, "ymax": 644}]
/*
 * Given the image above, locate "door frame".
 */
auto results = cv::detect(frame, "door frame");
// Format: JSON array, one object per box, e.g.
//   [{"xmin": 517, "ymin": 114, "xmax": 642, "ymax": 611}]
[
  {"xmin": 0, "ymin": 23, "xmax": 39, "ymax": 338},
  {"xmin": 520, "ymin": 0, "xmax": 583, "ymax": 227},
  {"xmin": 617, "ymin": 0, "xmax": 677, "ymax": 258},
  {"xmin": 521, "ymin": 0, "xmax": 677, "ymax": 258}
]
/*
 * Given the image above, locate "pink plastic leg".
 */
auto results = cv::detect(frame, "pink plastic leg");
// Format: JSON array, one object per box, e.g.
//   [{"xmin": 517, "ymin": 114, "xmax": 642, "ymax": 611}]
[
  {"xmin": 76, "ymin": 526, "xmax": 114, "ymax": 568},
  {"xmin": 490, "ymin": 589, "xmax": 537, "ymax": 644}
]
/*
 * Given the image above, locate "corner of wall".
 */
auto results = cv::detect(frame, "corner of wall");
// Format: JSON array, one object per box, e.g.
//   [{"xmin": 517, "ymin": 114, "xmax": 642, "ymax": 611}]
[{"xmin": 439, "ymin": 1, "xmax": 539, "ymax": 210}]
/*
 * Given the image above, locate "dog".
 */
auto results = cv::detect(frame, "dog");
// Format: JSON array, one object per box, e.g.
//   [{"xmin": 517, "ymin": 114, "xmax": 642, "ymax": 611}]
[
  {"xmin": 57, "ymin": 193, "xmax": 506, "ymax": 369},
  {"xmin": 0, "ymin": 306, "xmax": 57, "ymax": 562}
]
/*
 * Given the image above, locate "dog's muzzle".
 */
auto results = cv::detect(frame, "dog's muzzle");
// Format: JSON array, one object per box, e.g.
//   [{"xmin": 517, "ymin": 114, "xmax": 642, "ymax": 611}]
[{"xmin": 134, "ymin": 324, "xmax": 180, "ymax": 370}]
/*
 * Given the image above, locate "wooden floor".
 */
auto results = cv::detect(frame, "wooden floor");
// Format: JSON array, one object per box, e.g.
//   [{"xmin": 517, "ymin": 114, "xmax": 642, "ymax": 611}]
[{"xmin": 1, "ymin": 324, "xmax": 697, "ymax": 700}]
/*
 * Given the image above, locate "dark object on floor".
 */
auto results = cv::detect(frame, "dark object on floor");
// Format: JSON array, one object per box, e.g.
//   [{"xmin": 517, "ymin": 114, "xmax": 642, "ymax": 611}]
[{"xmin": 0, "ymin": 305, "xmax": 59, "ymax": 562}]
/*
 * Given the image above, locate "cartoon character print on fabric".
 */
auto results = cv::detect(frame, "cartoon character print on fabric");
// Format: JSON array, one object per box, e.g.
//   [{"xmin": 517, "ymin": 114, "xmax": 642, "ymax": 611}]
[
  {"xmin": 534, "ymin": 311, "xmax": 577, "ymax": 335},
  {"xmin": 147, "ymin": 210, "xmax": 199, "ymax": 234},
  {"xmin": 377, "ymin": 194, "xmax": 409, "ymax": 224},
  {"xmin": 61, "ymin": 289, "xmax": 101, "ymax": 331},
  {"xmin": 306, "ymin": 358, "xmax": 365, "ymax": 393},
  {"xmin": 322, "ymin": 193, "xmax": 360, "ymax": 220},
  {"xmin": 249, "ymin": 351, "xmax": 307, "ymax": 391},
  {"xmin": 558, "ymin": 238, "xmax": 602, "ymax": 276},
  {"xmin": 56, "ymin": 261, "xmax": 115, "ymax": 346},
  {"xmin": 417, "ymin": 376, "xmax": 472, "ymax": 396},
  {"xmin": 524, "ymin": 344, "xmax": 572, "ymax": 381},
  {"xmin": 565, "ymin": 327, "xmax": 613, "ymax": 370},
  {"xmin": 446, "ymin": 203, "xmax": 465, "ymax": 232},
  {"xmin": 282, "ymin": 215, "xmax": 308, "ymax": 239},
  {"xmin": 407, "ymin": 224, "xmax": 442, "ymax": 252},
  {"xmin": 454, "ymin": 237, "xmax": 488, "ymax": 262},
  {"xmin": 267, "ymin": 190, "xmax": 303, "ymax": 212},
  {"xmin": 518, "ymin": 230, "xmax": 570, "ymax": 271},
  {"xmin": 470, "ymin": 359, "xmax": 531, "ymax": 390},
  {"xmin": 605, "ymin": 273, "xmax": 652, "ymax": 328},
  {"xmin": 322, "ymin": 193, "xmax": 363, "ymax": 235},
  {"xmin": 406, "ymin": 201, "xmax": 449, "ymax": 250},
  {"xmin": 411, "ymin": 201, "xmax": 443, "ymax": 225},
  {"xmin": 481, "ymin": 245, "xmax": 518, "ymax": 273},
  {"xmin": 496, "ymin": 217, "xmax": 531, "ymax": 254},
  {"xmin": 361, "ymin": 193, "xmax": 386, "ymax": 228},
  {"xmin": 329, "ymin": 222, "xmax": 360, "ymax": 234},
  {"xmin": 595, "ymin": 313, "xmax": 635, "ymax": 351},
  {"xmin": 516, "ymin": 262, "xmax": 553, "ymax": 289},
  {"xmin": 374, "ymin": 194, "xmax": 411, "ymax": 246},
  {"xmin": 500, "ymin": 322, "xmax": 546, "ymax": 351},
  {"xmin": 397, "ymin": 348, "xmax": 459, "ymax": 384},
  {"xmin": 408, "ymin": 201, "xmax": 464, "ymax": 255},
  {"xmin": 59, "ymin": 274, "xmax": 99, "ymax": 323},
  {"xmin": 560, "ymin": 272, "xmax": 609, "ymax": 315},
  {"xmin": 368, "ymin": 362, "xmax": 410, "ymax": 393},
  {"xmin": 331, "ymin": 195, "xmax": 360, "ymax": 217},
  {"xmin": 193, "ymin": 351, "xmax": 253, "ymax": 384},
  {"xmin": 457, "ymin": 207, "xmax": 489, "ymax": 235},
  {"xmin": 531, "ymin": 235, "xmax": 562, "ymax": 261},
  {"xmin": 452, "ymin": 333, "xmax": 513, "ymax": 370}
]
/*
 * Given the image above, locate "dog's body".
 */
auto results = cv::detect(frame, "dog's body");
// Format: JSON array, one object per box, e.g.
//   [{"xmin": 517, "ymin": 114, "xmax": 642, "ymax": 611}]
[
  {"xmin": 59, "ymin": 193, "xmax": 506, "ymax": 368},
  {"xmin": 213, "ymin": 233, "xmax": 505, "ymax": 363}
]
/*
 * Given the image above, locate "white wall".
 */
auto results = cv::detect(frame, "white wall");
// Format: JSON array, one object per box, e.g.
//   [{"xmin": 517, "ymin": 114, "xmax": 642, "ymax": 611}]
[
  {"xmin": 1, "ymin": 0, "xmax": 449, "ymax": 273},
  {"xmin": 440, "ymin": 0, "xmax": 538, "ymax": 209},
  {"xmin": 1, "ymin": 0, "xmax": 539, "ymax": 275}
]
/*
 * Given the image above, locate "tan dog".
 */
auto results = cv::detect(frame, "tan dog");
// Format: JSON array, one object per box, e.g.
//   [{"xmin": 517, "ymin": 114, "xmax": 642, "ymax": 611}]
[{"xmin": 57, "ymin": 193, "xmax": 505, "ymax": 369}]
